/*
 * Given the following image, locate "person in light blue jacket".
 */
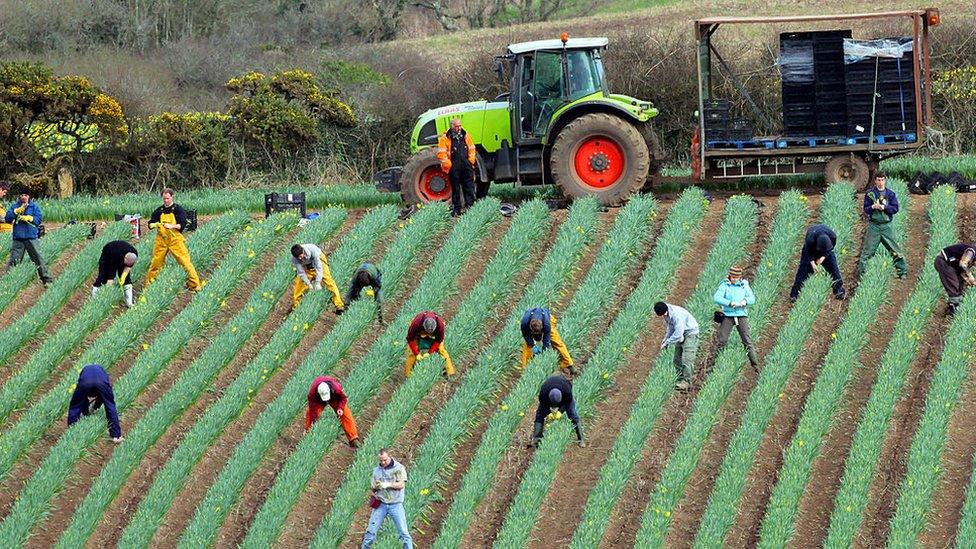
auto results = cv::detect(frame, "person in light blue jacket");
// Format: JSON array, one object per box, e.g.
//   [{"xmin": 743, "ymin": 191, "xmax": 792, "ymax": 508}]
[{"xmin": 713, "ymin": 266, "xmax": 759, "ymax": 370}]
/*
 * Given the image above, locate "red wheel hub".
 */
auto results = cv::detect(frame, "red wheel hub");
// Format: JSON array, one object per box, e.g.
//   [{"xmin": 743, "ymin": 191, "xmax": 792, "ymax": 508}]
[
  {"xmin": 416, "ymin": 165, "xmax": 452, "ymax": 202},
  {"xmin": 573, "ymin": 137, "xmax": 625, "ymax": 189}
]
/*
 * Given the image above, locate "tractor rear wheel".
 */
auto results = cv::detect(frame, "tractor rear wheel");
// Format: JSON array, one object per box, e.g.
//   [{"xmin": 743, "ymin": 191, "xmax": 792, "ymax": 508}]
[
  {"xmin": 401, "ymin": 148, "xmax": 452, "ymax": 206},
  {"xmin": 825, "ymin": 153, "xmax": 871, "ymax": 189},
  {"xmin": 549, "ymin": 113, "xmax": 650, "ymax": 206}
]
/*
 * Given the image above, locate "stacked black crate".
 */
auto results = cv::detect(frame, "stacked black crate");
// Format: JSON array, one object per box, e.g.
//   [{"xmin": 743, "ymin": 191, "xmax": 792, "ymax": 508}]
[
  {"xmin": 703, "ymin": 98, "xmax": 730, "ymax": 142},
  {"xmin": 780, "ymin": 32, "xmax": 816, "ymax": 136},
  {"xmin": 844, "ymin": 37, "xmax": 916, "ymax": 138},
  {"xmin": 812, "ymin": 31, "xmax": 850, "ymax": 137}
]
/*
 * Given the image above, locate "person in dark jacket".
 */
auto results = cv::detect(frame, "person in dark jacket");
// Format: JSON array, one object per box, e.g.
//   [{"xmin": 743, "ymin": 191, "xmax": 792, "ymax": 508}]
[
  {"xmin": 404, "ymin": 311, "xmax": 454, "ymax": 377},
  {"xmin": 934, "ymin": 243, "xmax": 976, "ymax": 316},
  {"xmin": 67, "ymin": 364, "xmax": 123, "ymax": 442},
  {"xmin": 520, "ymin": 308, "xmax": 575, "ymax": 374},
  {"xmin": 346, "ymin": 262, "xmax": 383, "ymax": 323},
  {"xmin": 436, "ymin": 118, "xmax": 477, "ymax": 216},
  {"xmin": 858, "ymin": 172, "xmax": 908, "ymax": 278},
  {"xmin": 306, "ymin": 375, "xmax": 360, "ymax": 448},
  {"xmin": 529, "ymin": 374, "xmax": 585, "ymax": 448},
  {"xmin": 146, "ymin": 188, "xmax": 201, "ymax": 291},
  {"xmin": 5, "ymin": 190, "xmax": 52, "ymax": 286},
  {"xmin": 790, "ymin": 224, "xmax": 846, "ymax": 302},
  {"xmin": 92, "ymin": 240, "xmax": 139, "ymax": 307}
]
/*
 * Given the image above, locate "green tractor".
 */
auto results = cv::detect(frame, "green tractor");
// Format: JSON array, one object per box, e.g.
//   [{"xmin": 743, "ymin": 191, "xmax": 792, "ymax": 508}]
[{"xmin": 375, "ymin": 35, "xmax": 665, "ymax": 206}]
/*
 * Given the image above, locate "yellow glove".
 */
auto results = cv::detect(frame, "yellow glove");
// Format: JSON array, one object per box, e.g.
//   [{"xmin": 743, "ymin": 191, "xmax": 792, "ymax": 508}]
[
  {"xmin": 14, "ymin": 205, "xmax": 26, "ymax": 215},
  {"xmin": 365, "ymin": 289, "xmax": 375, "ymax": 297},
  {"xmin": 17, "ymin": 215, "xmax": 33, "ymax": 223}
]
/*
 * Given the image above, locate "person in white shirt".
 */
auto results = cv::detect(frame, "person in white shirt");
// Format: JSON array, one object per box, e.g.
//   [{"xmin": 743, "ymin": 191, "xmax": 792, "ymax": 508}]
[
  {"xmin": 655, "ymin": 301, "xmax": 700, "ymax": 391},
  {"xmin": 289, "ymin": 243, "xmax": 345, "ymax": 314}
]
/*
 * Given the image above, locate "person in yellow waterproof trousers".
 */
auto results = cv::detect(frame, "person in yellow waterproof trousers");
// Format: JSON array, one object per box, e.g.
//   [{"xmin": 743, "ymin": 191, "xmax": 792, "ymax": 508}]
[
  {"xmin": 290, "ymin": 243, "xmax": 345, "ymax": 313},
  {"xmin": 404, "ymin": 311, "xmax": 455, "ymax": 378},
  {"xmin": 146, "ymin": 188, "xmax": 201, "ymax": 291},
  {"xmin": 520, "ymin": 307, "xmax": 575, "ymax": 375}
]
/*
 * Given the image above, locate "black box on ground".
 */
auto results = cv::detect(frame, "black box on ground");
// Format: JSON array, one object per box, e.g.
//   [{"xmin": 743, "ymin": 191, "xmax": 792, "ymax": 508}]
[{"xmin": 264, "ymin": 193, "xmax": 306, "ymax": 219}]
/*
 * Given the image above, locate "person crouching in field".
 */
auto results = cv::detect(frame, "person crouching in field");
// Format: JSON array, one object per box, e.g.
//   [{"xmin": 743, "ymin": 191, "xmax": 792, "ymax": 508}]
[
  {"xmin": 346, "ymin": 262, "xmax": 383, "ymax": 323},
  {"xmin": 656, "ymin": 301, "xmax": 700, "ymax": 391},
  {"xmin": 306, "ymin": 375, "xmax": 361, "ymax": 448},
  {"xmin": 520, "ymin": 307, "xmax": 576, "ymax": 375},
  {"xmin": 146, "ymin": 188, "xmax": 202, "ymax": 291},
  {"xmin": 67, "ymin": 364, "xmax": 123, "ymax": 443},
  {"xmin": 404, "ymin": 311, "xmax": 455, "ymax": 378},
  {"xmin": 790, "ymin": 224, "xmax": 846, "ymax": 302},
  {"xmin": 290, "ymin": 243, "xmax": 345, "ymax": 314},
  {"xmin": 934, "ymin": 242, "xmax": 976, "ymax": 316},
  {"xmin": 529, "ymin": 373, "xmax": 585, "ymax": 448},
  {"xmin": 92, "ymin": 240, "xmax": 138, "ymax": 307}
]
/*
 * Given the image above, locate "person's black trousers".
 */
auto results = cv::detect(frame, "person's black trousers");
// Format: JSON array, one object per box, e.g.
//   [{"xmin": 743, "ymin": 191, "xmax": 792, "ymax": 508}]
[
  {"xmin": 790, "ymin": 249, "xmax": 843, "ymax": 299},
  {"xmin": 449, "ymin": 166, "xmax": 476, "ymax": 214}
]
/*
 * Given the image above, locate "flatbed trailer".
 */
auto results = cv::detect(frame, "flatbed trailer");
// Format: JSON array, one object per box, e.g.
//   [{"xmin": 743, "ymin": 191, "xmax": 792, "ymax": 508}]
[{"xmin": 689, "ymin": 8, "xmax": 940, "ymax": 188}]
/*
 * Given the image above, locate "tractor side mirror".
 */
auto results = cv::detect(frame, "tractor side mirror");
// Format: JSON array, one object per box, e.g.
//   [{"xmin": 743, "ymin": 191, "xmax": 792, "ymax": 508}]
[{"xmin": 492, "ymin": 58, "xmax": 505, "ymax": 82}]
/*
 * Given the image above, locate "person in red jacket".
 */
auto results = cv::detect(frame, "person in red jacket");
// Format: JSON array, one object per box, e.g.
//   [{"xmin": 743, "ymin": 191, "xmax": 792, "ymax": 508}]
[
  {"xmin": 306, "ymin": 375, "xmax": 361, "ymax": 448},
  {"xmin": 404, "ymin": 311, "xmax": 455, "ymax": 378}
]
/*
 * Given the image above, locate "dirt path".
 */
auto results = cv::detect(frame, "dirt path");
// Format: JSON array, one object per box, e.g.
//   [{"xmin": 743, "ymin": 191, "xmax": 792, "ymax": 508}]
[
  {"xmin": 229, "ymin": 218, "xmax": 510, "ymax": 549},
  {"xmin": 26, "ymin": 230, "xmax": 290, "ymax": 548},
  {"xmin": 90, "ymin": 214, "xmax": 362, "ymax": 547},
  {"xmin": 663, "ymin": 196, "xmax": 821, "ymax": 548},
  {"xmin": 598, "ymin": 196, "xmax": 779, "ymax": 549},
  {"xmin": 725, "ymin": 206, "xmax": 865, "ymax": 548},
  {"xmin": 789, "ymin": 196, "xmax": 929, "ymax": 546}
]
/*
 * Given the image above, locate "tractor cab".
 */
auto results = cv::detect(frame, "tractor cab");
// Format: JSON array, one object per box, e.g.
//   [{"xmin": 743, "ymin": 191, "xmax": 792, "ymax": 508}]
[{"xmin": 500, "ymin": 36, "xmax": 610, "ymax": 142}]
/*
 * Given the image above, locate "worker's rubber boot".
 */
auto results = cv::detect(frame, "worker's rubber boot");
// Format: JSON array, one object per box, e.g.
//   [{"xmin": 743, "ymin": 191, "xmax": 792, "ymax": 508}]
[
  {"xmin": 123, "ymin": 284, "xmax": 134, "ymax": 308},
  {"xmin": 575, "ymin": 423, "xmax": 586, "ymax": 448},
  {"xmin": 91, "ymin": 286, "xmax": 99, "ymax": 297},
  {"xmin": 349, "ymin": 437, "xmax": 362, "ymax": 449},
  {"xmin": 528, "ymin": 422, "xmax": 544, "ymax": 448}
]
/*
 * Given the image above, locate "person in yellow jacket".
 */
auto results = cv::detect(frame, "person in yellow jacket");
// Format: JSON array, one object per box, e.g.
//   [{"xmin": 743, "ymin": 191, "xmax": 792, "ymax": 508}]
[
  {"xmin": 0, "ymin": 182, "xmax": 11, "ymax": 233},
  {"xmin": 437, "ymin": 118, "xmax": 477, "ymax": 217},
  {"xmin": 520, "ymin": 308, "xmax": 576, "ymax": 375},
  {"xmin": 290, "ymin": 243, "xmax": 345, "ymax": 313},
  {"xmin": 146, "ymin": 188, "xmax": 202, "ymax": 291}
]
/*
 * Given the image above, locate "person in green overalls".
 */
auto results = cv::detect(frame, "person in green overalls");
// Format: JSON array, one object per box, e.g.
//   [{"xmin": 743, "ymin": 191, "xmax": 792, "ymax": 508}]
[{"xmin": 858, "ymin": 172, "xmax": 908, "ymax": 278}]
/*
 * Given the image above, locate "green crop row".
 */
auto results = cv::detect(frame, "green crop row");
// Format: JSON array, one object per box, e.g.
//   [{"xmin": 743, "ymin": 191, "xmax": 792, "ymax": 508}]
[
  {"xmin": 306, "ymin": 197, "xmax": 539, "ymax": 547},
  {"xmin": 886, "ymin": 210, "xmax": 976, "ymax": 546},
  {"xmin": 374, "ymin": 198, "xmax": 613, "ymax": 549},
  {"xmin": 881, "ymin": 154, "xmax": 976, "ymax": 180},
  {"xmin": 569, "ymin": 194, "xmax": 759, "ymax": 549},
  {"xmin": 635, "ymin": 190, "xmax": 813, "ymax": 546},
  {"xmin": 824, "ymin": 184, "xmax": 956, "ymax": 548},
  {"xmin": 36, "ymin": 183, "xmax": 547, "ymax": 222},
  {"xmin": 0, "ymin": 215, "xmax": 240, "ymax": 481},
  {"xmin": 55, "ymin": 210, "xmax": 346, "ymax": 546},
  {"xmin": 432, "ymin": 195, "xmax": 652, "ymax": 549},
  {"xmin": 243, "ymin": 199, "xmax": 545, "ymax": 548},
  {"xmin": 0, "ymin": 234, "xmax": 156, "ymax": 424},
  {"xmin": 0, "ymin": 211, "xmax": 291, "ymax": 546},
  {"xmin": 0, "ymin": 223, "xmax": 88, "ymax": 311},
  {"xmin": 956, "ymin": 415, "xmax": 976, "ymax": 544},
  {"xmin": 117, "ymin": 203, "xmax": 437, "ymax": 548},
  {"xmin": 178, "ymin": 199, "xmax": 497, "ymax": 548},
  {"xmin": 0, "ymin": 222, "xmax": 132, "ymax": 366},
  {"xmin": 492, "ymin": 189, "xmax": 707, "ymax": 548},
  {"xmin": 330, "ymin": 197, "xmax": 644, "ymax": 549},
  {"xmin": 693, "ymin": 183, "xmax": 864, "ymax": 548},
  {"xmin": 757, "ymin": 182, "xmax": 910, "ymax": 548}
]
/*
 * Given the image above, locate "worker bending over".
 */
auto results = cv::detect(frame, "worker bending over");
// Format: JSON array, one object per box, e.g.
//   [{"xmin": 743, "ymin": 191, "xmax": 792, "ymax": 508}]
[
  {"xmin": 656, "ymin": 301, "xmax": 700, "ymax": 391},
  {"xmin": 346, "ymin": 262, "xmax": 383, "ymax": 323},
  {"xmin": 790, "ymin": 224, "xmax": 846, "ymax": 302},
  {"xmin": 935, "ymin": 242, "xmax": 976, "ymax": 316},
  {"xmin": 67, "ymin": 364, "xmax": 122, "ymax": 443},
  {"xmin": 290, "ymin": 243, "xmax": 345, "ymax": 313},
  {"xmin": 146, "ymin": 188, "xmax": 201, "ymax": 291},
  {"xmin": 529, "ymin": 374, "xmax": 585, "ymax": 448},
  {"xmin": 92, "ymin": 240, "xmax": 138, "ymax": 307},
  {"xmin": 306, "ymin": 375, "xmax": 361, "ymax": 448},
  {"xmin": 404, "ymin": 311, "xmax": 454, "ymax": 378},
  {"xmin": 520, "ymin": 307, "xmax": 575, "ymax": 375}
]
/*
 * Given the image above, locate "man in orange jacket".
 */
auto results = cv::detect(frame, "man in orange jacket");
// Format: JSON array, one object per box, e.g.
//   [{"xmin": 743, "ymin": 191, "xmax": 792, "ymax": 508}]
[
  {"xmin": 306, "ymin": 375, "xmax": 361, "ymax": 448},
  {"xmin": 437, "ymin": 118, "xmax": 477, "ymax": 217}
]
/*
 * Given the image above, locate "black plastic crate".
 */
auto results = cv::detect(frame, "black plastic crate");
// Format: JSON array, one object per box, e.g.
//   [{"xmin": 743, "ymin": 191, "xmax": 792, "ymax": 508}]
[{"xmin": 264, "ymin": 192, "xmax": 306, "ymax": 219}]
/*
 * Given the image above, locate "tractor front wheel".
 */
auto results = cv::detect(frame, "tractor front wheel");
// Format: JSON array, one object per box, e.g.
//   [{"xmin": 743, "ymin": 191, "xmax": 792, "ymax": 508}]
[
  {"xmin": 401, "ymin": 148, "xmax": 452, "ymax": 206},
  {"xmin": 549, "ymin": 113, "xmax": 650, "ymax": 206}
]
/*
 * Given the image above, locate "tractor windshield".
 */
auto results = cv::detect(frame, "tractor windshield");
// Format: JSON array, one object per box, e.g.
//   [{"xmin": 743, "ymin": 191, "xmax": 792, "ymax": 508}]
[
  {"xmin": 567, "ymin": 50, "xmax": 603, "ymax": 100},
  {"xmin": 524, "ymin": 49, "xmax": 605, "ymax": 136}
]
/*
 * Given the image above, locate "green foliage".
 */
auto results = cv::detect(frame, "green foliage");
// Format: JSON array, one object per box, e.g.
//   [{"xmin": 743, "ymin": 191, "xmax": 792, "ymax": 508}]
[
  {"xmin": 0, "ymin": 223, "xmax": 88, "ymax": 312},
  {"xmin": 570, "ymin": 194, "xmax": 759, "ymax": 549},
  {"xmin": 824, "ymin": 184, "xmax": 956, "ymax": 548},
  {"xmin": 323, "ymin": 60, "xmax": 391, "ymax": 87}
]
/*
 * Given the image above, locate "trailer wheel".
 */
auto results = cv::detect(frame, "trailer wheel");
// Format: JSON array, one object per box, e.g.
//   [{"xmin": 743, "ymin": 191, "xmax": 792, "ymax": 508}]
[
  {"xmin": 401, "ymin": 148, "xmax": 452, "ymax": 206},
  {"xmin": 550, "ymin": 113, "xmax": 649, "ymax": 206},
  {"xmin": 825, "ymin": 154, "xmax": 870, "ymax": 189}
]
